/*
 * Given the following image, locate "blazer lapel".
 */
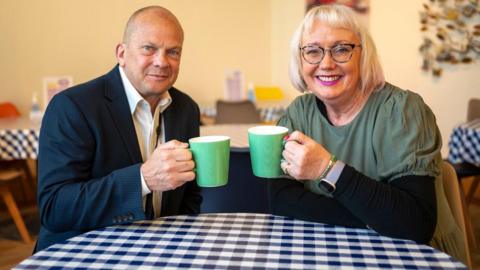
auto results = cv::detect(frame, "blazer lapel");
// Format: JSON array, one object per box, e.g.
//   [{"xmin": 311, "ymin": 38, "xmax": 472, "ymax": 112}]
[
  {"xmin": 161, "ymin": 101, "xmax": 175, "ymax": 212},
  {"xmin": 161, "ymin": 91, "xmax": 186, "ymax": 213},
  {"xmin": 163, "ymin": 97, "xmax": 186, "ymax": 143},
  {"xmin": 103, "ymin": 66, "xmax": 142, "ymax": 164}
]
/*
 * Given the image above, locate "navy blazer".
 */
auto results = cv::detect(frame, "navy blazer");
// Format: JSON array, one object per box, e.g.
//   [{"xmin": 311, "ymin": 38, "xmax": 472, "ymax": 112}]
[{"xmin": 36, "ymin": 66, "xmax": 202, "ymax": 252}]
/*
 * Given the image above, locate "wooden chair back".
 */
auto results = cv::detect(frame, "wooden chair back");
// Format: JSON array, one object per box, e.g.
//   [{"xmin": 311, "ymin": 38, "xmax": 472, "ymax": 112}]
[{"xmin": 215, "ymin": 100, "xmax": 262, "ymax": 124}]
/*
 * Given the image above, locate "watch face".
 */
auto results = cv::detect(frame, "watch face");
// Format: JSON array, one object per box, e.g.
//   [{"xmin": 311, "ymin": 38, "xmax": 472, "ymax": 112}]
[{"xmin": 318, "ymin": 179, "xmax": 335, "ymax": 193}]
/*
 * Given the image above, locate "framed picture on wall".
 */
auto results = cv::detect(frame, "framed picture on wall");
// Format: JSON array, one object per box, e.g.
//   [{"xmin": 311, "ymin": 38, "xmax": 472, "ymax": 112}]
[
  {"xmin": 305, "ymin": 0, "xmax": 370, "ymax": 27},
  {"xmin": 43, "ymin": 76, "xmax": 73, "ymax": 108},
  {"xmin": 306, "ymin": 0, "xmax": 369, "ymax": 13},
  {"xmin": 224, "ymin": 69, "xmax": 245, "ymax": 101}
]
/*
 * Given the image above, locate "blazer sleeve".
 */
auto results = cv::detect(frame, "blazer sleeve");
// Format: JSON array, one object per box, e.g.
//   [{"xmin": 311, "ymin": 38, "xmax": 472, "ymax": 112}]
[{"xmin": 38, "ymin": 94, "xmax": 145, "ymax": 233}]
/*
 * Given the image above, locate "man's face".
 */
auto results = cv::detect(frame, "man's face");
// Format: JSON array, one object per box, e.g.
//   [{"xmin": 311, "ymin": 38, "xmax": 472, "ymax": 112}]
[{"xmin": 116, "ymin": 13, "xmax": 183, "ymax": 103}]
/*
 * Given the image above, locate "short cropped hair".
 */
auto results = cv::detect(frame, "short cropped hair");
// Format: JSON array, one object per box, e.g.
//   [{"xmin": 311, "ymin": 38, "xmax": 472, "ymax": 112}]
[
  {"xmin": 289, "ymin": 5, "xmax": 385, "ymax": 94},
  {"xmin": 122, "ymin": 6, "xmax": 183, "ymax": 44}
]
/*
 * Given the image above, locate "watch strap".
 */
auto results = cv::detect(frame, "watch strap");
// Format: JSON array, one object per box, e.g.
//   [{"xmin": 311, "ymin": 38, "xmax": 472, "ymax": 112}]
[{"xmin": 324, "ymin": 160, "xmax": 345, "ymax": 185}]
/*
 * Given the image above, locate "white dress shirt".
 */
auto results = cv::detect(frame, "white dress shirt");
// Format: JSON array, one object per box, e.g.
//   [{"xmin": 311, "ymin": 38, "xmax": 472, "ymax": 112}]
[{"xmin": 119, "ymin": 66, "xmax": 171, "ymax": 218}]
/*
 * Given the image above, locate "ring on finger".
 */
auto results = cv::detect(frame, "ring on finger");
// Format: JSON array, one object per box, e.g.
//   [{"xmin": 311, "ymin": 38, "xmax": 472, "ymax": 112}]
[{"xmin": 283, "ymin": 162, "xmax": 290, "ymax": 175}]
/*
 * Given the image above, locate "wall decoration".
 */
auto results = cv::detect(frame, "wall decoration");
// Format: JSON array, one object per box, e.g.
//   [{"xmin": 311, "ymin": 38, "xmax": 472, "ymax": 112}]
[
  {"xmin": 224, "ymin": 69, "xmax": 244, "ymax": 101},
  {"xmin": 306, "ymin": 0, "xmax": 369, "ymax": 13},
  {"xmin": 419, "ymin": 0, "xmax": 480, "ymax": 77},
  {"xmin": 305, "ymin": 0, "xmax": 370, "ymax": 27},
  {"xmin": 43, "ymin": 76, "xmax": 73, "ymax": 108}
]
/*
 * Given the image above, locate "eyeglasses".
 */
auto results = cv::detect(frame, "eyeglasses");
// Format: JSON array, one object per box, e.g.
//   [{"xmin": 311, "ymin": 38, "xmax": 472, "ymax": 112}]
[{"xmin": 300, "ymin": 43, "xmax": 361, "ymax": 64}]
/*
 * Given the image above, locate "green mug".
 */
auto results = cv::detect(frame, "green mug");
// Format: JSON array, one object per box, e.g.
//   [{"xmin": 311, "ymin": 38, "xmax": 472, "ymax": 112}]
[
  {"xmin": 189, "ymin": 136, "xmax": 230, "ymax": 187},
  {"xmin": 248, "ymin": 126, "xmax": 289, "ymax": 178}
]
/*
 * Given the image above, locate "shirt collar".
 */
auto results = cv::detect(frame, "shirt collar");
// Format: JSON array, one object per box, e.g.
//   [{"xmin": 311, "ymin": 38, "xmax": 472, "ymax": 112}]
[{"xmin": 119, "ymin": 66, "xmax": 172, "ymax": 114}]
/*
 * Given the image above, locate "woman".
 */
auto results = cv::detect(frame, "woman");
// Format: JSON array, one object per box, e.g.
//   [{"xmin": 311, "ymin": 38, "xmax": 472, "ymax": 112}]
[{"xmin": 270, "ymin": 4, "xmax": 466, "ymax": 263}]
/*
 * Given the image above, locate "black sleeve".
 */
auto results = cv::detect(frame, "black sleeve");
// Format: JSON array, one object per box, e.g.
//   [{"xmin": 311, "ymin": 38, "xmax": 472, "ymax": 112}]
[{"xmin": 268, "ymin": 164, "xmax": 436, "ymax": 244}]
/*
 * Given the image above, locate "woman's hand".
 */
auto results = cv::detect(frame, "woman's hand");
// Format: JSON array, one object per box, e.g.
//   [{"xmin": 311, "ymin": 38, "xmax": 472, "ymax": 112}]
[{"xmin": 281, "ymin": 131, "xmax": 331, "ymax": 180}]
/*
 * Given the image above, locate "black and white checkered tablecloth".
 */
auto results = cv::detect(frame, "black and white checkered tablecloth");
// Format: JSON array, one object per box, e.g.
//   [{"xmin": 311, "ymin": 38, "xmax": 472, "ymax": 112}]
[
  {"xmin": 0, "ymin": 129, "xmax": 38, "ymax": 160},
  {"xmin": 448, "ymin": 119, "xmax": 480, "ymax": 165},
  {"xmin": 15, "ymin": 213, "xmax": 465, "ymax": 269}
]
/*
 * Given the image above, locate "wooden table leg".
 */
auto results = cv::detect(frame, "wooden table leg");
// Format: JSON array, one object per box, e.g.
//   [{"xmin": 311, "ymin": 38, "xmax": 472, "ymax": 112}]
[
  {"xmin": 0, "ymin": 186, "xmax": 32, "ymax": 243},
  {"xmin": 459, "ymin": 183, "xmax": 477, "ymax": 251},
  {"xmin": 20, "ymin": 160, "xmax": 36, "ymax": 200}
]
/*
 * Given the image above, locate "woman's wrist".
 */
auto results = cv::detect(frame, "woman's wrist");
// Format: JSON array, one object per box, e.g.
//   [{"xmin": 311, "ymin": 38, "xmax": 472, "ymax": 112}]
[
  {"xmin": 319, "ymin": 155, "xmax": 337, "ymax": 179},
  {"xmin": 314, "ymin": 156, "xmax": 345, "ymax": 194}
]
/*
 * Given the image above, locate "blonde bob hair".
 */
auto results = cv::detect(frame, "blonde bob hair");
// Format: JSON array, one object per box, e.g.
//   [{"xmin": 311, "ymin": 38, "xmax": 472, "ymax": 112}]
[{"xmin": 289, "ymin": 5, "xmax": 385, "ymax": 94}]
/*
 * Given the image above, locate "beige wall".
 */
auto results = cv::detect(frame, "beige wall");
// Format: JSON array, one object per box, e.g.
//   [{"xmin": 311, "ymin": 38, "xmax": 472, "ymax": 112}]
[
  {"xmin": 1, "ymin": 0, "xmax": 479, "ymax": 155},
  {"xmin": 269, "ymin": 0, "xmax": 304, "ymax": 100},
  {"xmin": 0, "ymin": 0, "xmax": 271, "ymax": 111}
]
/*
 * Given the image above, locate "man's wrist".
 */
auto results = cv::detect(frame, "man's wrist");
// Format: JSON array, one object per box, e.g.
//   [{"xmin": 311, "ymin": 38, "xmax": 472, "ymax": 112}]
[{"xmin": 140, "ymin": 167, "xmax": 152, "ymax": 196}]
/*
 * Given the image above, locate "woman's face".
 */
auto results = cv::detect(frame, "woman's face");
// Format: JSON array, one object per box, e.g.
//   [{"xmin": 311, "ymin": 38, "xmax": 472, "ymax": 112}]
[{"xmin": 301, "ymin": 20, "xmax": 361, "ymax": 105}]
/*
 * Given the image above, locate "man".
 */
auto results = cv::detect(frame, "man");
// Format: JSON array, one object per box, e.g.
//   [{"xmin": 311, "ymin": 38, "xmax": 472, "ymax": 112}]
[{"xmin": 35, "ymin": 6, "xmax": 201, "ymax": 252}]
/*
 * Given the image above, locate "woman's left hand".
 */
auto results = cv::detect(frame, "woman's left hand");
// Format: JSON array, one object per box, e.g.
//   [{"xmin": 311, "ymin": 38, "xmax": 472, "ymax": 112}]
[{"xmin": 281, "ymin": 130, "xmax": 331, "ymax": 180}]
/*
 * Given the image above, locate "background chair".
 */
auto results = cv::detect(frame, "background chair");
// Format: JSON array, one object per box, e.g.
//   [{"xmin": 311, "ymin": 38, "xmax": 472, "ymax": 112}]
[
  {"xmin": 0, "ymin": 102, "xmax": 36, "ymax": 243},
  {"xmin": 0, "ymin": 168, "xmax": 32, "ymax": 243},
  {"xmin": 214, "ymin": 100, "xmax": 262, "ymax": 124},
  {"xmin": 441, "ymin": 161, "xmax": 472, "ymax": 269},
  {"xmin": 450, "ymin": 98, "xmax": 480, "ymax": 205},
  {"xmin": 467, "ymin": 98, "xmax": 480, "ymax": 122},
  {"xmin": 457, "ymin": 162, "xmax": 480, "ymax": 205},
  {"xmin": 0, "ymin": 102, "xmax": 36, "ymax": 192}
]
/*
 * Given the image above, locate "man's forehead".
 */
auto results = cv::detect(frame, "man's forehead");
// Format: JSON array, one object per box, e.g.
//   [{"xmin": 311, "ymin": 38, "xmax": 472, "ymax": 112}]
[{"xmin": 126, "ymin": 30, "xmax": 181, "ymax": 49}]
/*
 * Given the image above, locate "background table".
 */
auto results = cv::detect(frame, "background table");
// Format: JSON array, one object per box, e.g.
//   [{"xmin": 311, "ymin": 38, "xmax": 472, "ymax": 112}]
[
  {"xmin": 0, "ymin": 117, "xmax": 39, "ymax": 160},
  {"xmin": 0, "ymin": 116, "xmax": 39, "ymax": 203},
  {"xmin": 15, "ymin": 213, "xmax": 465, "ymax": 269},
  {"xmin": 448, "ymin": 118, "xmax": 480, "ymax": 165}
]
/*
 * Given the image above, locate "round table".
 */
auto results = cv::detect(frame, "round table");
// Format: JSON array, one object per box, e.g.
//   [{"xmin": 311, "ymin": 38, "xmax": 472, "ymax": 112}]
[{"xmin": 15, "ymin": 213, "xmax": 466, "ymax": 269}]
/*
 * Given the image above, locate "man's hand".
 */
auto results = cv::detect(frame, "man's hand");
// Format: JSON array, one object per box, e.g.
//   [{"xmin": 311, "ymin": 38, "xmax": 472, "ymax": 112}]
[
  {"xmin": 281, "ymin": 131, "xmax": 330, "ymax": 180},
  {"xmin": 141, "ymin": 140, "xmax": 195, "ymax": 191}
]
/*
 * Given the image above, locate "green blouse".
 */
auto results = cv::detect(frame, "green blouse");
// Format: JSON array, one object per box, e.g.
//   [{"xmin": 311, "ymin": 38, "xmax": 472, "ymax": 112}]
[
  {"xmin": 277, "ymin": 82, "xmax": 467, "ymax": 265},
  {"xmin": 278, "ymin": 82, "xmax": 442, "ymax": 187}
]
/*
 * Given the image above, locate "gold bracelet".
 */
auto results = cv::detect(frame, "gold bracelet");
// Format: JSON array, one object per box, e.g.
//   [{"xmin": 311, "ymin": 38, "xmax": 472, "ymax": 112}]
[{"xmin": 319, "ymin": 155, "xmax": 337, "ymax": 179}]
